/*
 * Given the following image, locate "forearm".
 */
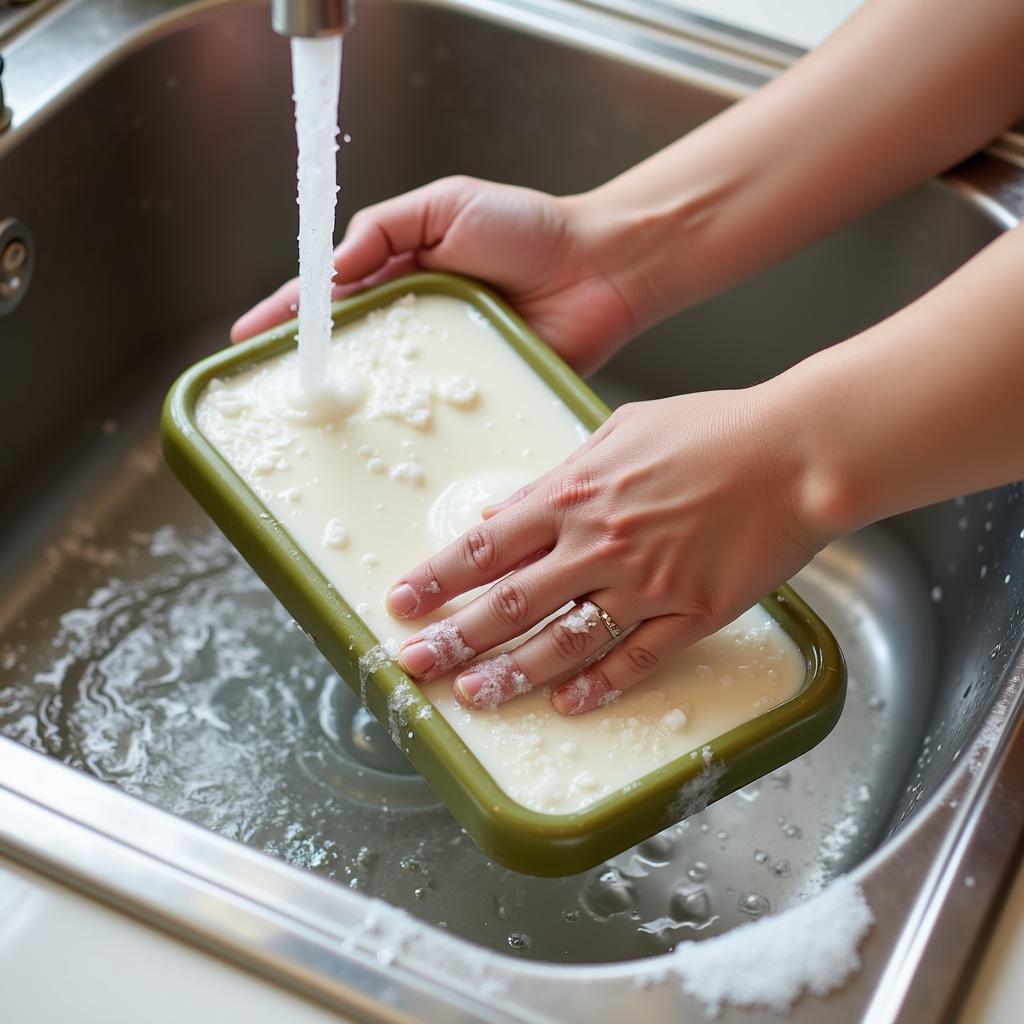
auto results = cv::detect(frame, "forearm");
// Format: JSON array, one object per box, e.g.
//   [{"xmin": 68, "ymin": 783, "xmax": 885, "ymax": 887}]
[
  {"xmin": 771, "ymin": 223, "xmax": 1024, "ymax": 540},
  {"xmin": 578, "ymin": 0, "xmax": 1024, "ymax": 329}
]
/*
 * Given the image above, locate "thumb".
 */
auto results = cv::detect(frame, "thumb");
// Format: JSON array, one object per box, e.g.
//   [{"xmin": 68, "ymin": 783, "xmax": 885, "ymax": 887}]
[{"xmin": 333, "ymin": 176, "xmax": 474, "ymax": 285}]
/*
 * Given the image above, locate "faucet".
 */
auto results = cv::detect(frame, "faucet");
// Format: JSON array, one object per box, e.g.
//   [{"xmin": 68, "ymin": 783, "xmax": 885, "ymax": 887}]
[{"xmin": 272, "ymin": 0, "xmax": 355, "ymax": 37}]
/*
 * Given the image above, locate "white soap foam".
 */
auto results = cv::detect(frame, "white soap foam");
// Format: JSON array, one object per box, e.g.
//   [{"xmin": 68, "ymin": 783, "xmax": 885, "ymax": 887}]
[
  {"xmin": 563, "ymin": 601, "xmax": 601, "ymax": 635},
  {"xmin": 669, "ymin": 874, "xmax": 874, "ymax": 1017},
  {"xmin": 323, "ymin": 518, "xmax": 349, "ymax": 548},
  {"xmin": 197, "ymin": 294, "xmax": 807, "ymax": 816},
  {"xmin": 421, "ymin": 619, "xmax": 476, "ymax": 672}
]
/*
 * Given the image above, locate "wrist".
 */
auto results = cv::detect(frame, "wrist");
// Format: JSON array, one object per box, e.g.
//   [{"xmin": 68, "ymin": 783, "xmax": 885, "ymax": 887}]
[
  {"xmin": 562, "ymin": 178, "xmax": 731, "ymax": 333},
  {"xmin": 757, "ymin": 353, "xmax": 877, "ymax": 549}
]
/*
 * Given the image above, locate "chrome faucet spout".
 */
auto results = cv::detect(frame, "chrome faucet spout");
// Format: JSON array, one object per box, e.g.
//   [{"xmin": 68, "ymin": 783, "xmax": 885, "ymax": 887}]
[{"xmin": 272, "ymin": 0, "xmax": 355, "ymax": 38}]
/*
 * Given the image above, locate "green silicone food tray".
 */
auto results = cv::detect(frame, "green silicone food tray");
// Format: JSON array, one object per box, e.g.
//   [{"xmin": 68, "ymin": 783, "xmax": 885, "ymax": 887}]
[{"xmin": 162, "ymin": 272, "xmax": 846, "ymax": 877}]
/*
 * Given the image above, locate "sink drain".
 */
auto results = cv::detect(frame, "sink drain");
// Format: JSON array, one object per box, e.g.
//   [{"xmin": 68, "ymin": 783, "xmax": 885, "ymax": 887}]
[
  {"xmin": 0, "ymin": 218, "xmax": 33, "ymax": 316},
  {"xmin": 304, "ymin": 675, "xmax": 438, "ymax": 809}
]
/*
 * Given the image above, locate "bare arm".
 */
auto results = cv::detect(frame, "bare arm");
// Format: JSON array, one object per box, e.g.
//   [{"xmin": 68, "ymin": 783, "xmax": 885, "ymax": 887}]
[
  {"xmin": 776, "ymin": 222, "xmax": 1024, "ymax": 539},
  {"xmin": 579, "ymin": 0, "xmax": 1024, "ymax": 333},
  {"xmin": 233, "ymin": 0, "xmax": 1024, "ymax": 715}
]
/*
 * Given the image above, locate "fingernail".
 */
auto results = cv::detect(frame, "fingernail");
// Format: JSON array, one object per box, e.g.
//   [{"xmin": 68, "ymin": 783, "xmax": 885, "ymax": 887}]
[
  {"xmin": 398, "ymin": 641, "xmax": 436, "ymax": 676},
  {"xmin": 386, "ymin": 583, "xmax": 419, "ymax": 618},
  {"xmin": 552, "ymin": 673, "xmax": 620, "ymax": 716},
  {"xmin": 454, "ymin": 671, "xmax": 486, "ymax": 707}
]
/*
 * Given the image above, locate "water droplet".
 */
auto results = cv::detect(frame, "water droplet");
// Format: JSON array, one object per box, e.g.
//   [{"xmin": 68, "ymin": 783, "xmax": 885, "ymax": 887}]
[
  {"xmin": 637, "ymin": 833, "xmax": 675, "ymax": 863},
  {"xmin": 562, "ymin": 909, "xmax": 580, "ymax": 924},
  {"xmin": 868, "ymin": 695, "xmax": 886, "ymax": 711},
  {"xmin": 964, "ymin": 876, "xmax": 976, "ymax": 889},
  {"xmin": 716, "ymin": 830, "xmax": 729, "ymax": 841},
  {"xmin": 670, "ymin": 886, "xmax": 712, "ymax": 924},
  {"xmin": 782, "ymin": 823, "xmax": 802, "ymax": 839},
  {"xmin": 738, "ymin": 891, "xmax": 771, "ymax": 917},
  {"xmin": 581, "ymin": 868, "xmax": 637, "ymax": 919},
  {"xmin": 687, "ymin": 860, "xmax": 710, "ymax": 882},
  {"xmin": 507, "ymin": 931, "xmax": 531, "ymax": 952},
  {"xmin": 930, "ymin": 585, "xmax": 943, "ymax": 603},
  {"xmin": 769, "ymin": 858, "xmax": 791, "ymax": 878},
  {"xmin": 753, "ymin": 849, "xmax": 769, "ymax": 864}
]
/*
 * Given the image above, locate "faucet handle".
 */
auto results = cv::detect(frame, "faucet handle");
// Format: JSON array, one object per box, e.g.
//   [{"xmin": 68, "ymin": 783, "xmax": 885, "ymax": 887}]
[{"xmin": 272, "ymin": 0, "xmax": 355, "ymax": 38}]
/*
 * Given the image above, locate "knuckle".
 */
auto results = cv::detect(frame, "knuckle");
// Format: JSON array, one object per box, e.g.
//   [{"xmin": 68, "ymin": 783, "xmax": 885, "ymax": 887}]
[
  {"xmin": 678, "ymin": 594, "xmax": 718, "ymax": 635},
  {"xmin": 551, "ymin": 471, "xmax": 597, "ymax": 512},
  {"xmin": 551, "ymin": 622, "xmax": 589, "ymax": 661},
  {"xmin": 593, "ymin": 520, "xmax": 631, "ymax": 562},
  {"xmin": 641, "ymin": 566, "xmax": 676, "ymax": 607},
  {"xmin": 347, "ymin": 206, "xmax": 372, "ymax": 231},
  {"xmin": 439, "ymin": 173, "xmax": 476, "ymax": 195},
  {"xmin": 489, "ymin": 578, "xmax": 530, "ymax": 626},
  {"xmin": 626, "ymin": 645, "xmax": 659, "ymax": 674},
  {"xmin": 462, "ymin": 528, "xmax": 498, "ymax": 574}
]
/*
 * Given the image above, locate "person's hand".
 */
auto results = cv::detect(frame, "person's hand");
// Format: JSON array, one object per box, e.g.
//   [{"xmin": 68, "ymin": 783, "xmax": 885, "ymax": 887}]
[
  {"xmin": 231, "ymin": 176, "xmax": 639, "ymax": 375},
  {"xmin": 384, "ymin": 386, "xmax": 832, "ymax": 715}
]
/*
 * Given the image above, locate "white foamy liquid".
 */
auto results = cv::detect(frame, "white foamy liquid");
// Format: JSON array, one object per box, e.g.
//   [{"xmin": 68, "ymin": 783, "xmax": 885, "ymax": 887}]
[
  {"xmin": 198, "ymin": 294, "xmax": 805, "ymax": 814},
  {"xmin": 291, "ymin": 35, "xmax": 343, "ymax": 395}
]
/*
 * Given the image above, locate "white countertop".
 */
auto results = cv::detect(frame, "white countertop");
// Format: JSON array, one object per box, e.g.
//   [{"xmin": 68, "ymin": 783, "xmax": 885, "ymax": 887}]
[{"xmin": 0, "ymin": 858, "xmax": 348, "ymax": 1024}]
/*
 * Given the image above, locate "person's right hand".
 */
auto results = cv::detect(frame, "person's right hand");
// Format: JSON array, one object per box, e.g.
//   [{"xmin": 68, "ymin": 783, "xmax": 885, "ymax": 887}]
[{"xmin": 230, "ymin": 177, "xmax": 638, "ymax": 375}]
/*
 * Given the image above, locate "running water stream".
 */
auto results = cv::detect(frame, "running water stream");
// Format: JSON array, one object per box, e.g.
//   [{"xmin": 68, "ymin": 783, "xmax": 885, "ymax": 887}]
[{"xmin": 289, "ymin": 36, "xmax": 364, "ymax": 419}]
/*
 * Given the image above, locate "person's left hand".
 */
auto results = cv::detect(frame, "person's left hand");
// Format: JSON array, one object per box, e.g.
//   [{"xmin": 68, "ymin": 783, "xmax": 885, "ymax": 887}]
[{"xmin": 385, "ymin": 386, "xmax": 832, "ymax": 715}]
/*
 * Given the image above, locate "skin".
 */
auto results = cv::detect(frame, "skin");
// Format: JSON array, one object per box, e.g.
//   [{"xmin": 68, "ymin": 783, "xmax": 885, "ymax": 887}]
[{"xmin": 234, "ymin": 0, "xmax": 1024, "ymax": 716}]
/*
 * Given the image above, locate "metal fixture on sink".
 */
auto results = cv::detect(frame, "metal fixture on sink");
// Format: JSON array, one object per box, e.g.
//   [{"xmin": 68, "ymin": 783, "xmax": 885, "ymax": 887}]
[
  {"xmin": 0, "ymin": 55, "xmax": 11, "ymax": 133},
  {"xmin": 272, "ymin": 0, "xmax": 355, "ymax": 37},
  {"xmin": 0, "ymin": 217, "xmax": 31, "ymax": 314}
]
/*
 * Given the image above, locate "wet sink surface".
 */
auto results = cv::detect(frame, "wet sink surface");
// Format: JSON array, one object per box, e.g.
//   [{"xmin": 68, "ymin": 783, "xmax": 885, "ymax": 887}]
[
  {"xmin": 0, "ymin": 316, "xmax": 937, "ymax": 964},
  {"xmin": 1, "ymin": 0, "xmax": 1023, "ymax": 1017}
]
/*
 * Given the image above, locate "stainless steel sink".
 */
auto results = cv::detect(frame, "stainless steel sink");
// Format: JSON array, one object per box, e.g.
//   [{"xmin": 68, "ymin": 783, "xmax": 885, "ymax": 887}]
[{"xmin": 1, "ymin": 1, "xmax": 1022, "ymax": 1020}]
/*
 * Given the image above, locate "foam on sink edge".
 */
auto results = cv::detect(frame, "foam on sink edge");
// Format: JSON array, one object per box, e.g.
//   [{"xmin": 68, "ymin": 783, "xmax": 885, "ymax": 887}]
[{"xmin": 660, "ymin": 873, "xmax": 874, "ymax": 1018}]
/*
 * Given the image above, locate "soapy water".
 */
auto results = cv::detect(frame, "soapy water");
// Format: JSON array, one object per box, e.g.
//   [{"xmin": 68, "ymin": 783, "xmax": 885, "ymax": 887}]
[
  {"xmin": 291, "ymin": 35, "xmax": 344, "ymax": 397},
  {"xmin": 0, "ymin": 456, "xmax": 892, "ymax": 964}
]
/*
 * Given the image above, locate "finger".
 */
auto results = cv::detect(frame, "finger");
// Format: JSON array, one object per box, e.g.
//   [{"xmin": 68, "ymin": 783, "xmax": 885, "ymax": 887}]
[
  {"xmin": 385, "ymin": 500, "xmax": 556, "ymax": 620},
  {"xmin": 230, "ymin": 276, "xmax": 300, "ymax": 342},
  {"xmin": 397, "ymin": 558, "xmax": 597, "ymax": 683},
  {"xmin": 333, "ymin": 180, "xmax": 467, "ymax": 285},
  {"xmin": 452, "ymin": 596, "xmax": 630, "ymax": 710},
  {"xmin": 330, "ymin": 253, "xmax": 420, "ymax": 300},
  {"xmin": 481, "ymin": 419, "xmax": 615, "ymax": 520},
  {"xmin": 551, "ymin": 613, "xmax": 702, "ymax": 715}
]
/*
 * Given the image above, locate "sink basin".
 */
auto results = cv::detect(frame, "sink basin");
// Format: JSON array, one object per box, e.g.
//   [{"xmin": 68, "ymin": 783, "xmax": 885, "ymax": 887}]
[{"xmin": 0, "ymin": 0, "xmax": 1022, "ymax": 1020}]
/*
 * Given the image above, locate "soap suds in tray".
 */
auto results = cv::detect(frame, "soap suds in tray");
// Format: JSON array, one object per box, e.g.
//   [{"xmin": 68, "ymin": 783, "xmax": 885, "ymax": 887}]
[{"xmin": 197, "ymin": 294, "xmax": 809, "ymax": 816}]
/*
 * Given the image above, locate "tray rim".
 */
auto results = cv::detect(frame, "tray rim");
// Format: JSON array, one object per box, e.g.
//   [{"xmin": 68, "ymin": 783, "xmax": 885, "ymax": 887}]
[{"xmin": 161, "ymin": 271, "xmax": 846, "ymax": 876}]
